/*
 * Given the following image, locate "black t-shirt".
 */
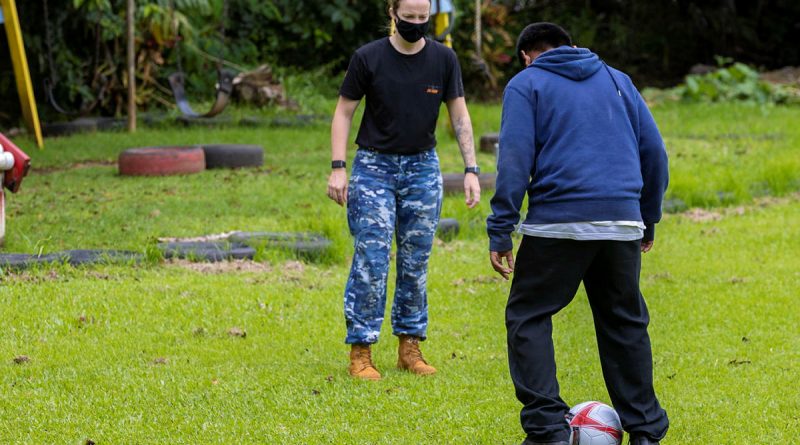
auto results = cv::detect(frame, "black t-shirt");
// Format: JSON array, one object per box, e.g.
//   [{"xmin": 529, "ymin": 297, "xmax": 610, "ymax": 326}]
[{"xmin": 339, "ymin": 37, "xmax": 465, "ymax": 154}]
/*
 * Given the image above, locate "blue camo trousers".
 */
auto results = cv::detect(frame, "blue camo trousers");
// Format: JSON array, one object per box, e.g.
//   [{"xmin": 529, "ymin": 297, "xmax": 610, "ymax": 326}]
[{"xmin": 344, "ymin": 148, "xmax": 443, "ymax": 345}]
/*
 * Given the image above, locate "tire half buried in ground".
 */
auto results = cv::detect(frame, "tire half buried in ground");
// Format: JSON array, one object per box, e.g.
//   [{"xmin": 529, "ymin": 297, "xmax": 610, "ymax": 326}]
[
  {"xmin": 201, "ymin": 144, "xmax": 264, "ymax": 169},
  {"xmin": 118, "ymin": 146, "xmax": 205, "ymax": 176},
  {"xmin": 479, "ymin": 133, "xmax": 499, "ymax": 154},
  {"xmin": 158, "ymin": 241, "xmax": 256, "ymax": 262},
  {"xmin": 436, "ymin": 218, "xmax": 460, "ymax": 241},
  {"xmin": 228, "ymin": 232, "xmax": 332, "ymax": 258},
  {"xmin": 0, "ymin": 250, "xmax": 141, "ymax": 270},
  {"xmin": 42, "ymin": 119, "xmax": 98, "ymax": 137},
  {"xmin": 442, "ymin": 172, "xmax": 496, "ymax": 195}
]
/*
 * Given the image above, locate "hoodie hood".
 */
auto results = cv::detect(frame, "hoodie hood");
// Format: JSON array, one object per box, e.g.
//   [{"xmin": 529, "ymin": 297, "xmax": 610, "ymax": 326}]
[{"xmin": 531, "ymin": 46, "xmax": 602, "ymax": 81}]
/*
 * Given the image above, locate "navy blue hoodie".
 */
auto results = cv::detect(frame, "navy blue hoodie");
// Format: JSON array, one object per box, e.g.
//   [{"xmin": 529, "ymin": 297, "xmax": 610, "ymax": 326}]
[{"xmin": 487, "ymin": 46, "xmax": 669, "ymax": 252}]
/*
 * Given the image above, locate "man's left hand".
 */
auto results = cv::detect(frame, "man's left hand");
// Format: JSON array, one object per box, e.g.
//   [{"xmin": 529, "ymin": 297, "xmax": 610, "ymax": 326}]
[
  {"xmin": 490, "ymin": 250, "xmax": 514, "ymax": 280},
  {"xmin": 464, "ymin": 173, "xmax": 481, "ymax": 208}
]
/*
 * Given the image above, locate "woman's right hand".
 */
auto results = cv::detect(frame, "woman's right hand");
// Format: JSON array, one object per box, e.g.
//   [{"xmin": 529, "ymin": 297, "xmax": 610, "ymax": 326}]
[{"xmin": 327, "ymin": 169, "xmax": 348, "ymax": 206}]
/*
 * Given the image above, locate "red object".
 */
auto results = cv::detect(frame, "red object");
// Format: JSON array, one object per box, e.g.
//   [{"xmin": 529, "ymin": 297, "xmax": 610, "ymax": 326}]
[
  {"xmin": 0, "ymin": 132, "xmax": 32, "ymax": 193},
  {"xmin": 118, "ymin": 146, "xmax": 205, "ymax": 176}
]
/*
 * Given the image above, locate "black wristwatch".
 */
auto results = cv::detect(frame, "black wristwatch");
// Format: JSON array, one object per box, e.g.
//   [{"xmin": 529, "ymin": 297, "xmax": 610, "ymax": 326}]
[
  {"xmin": 331, "ymin": 160, "xmax": 346, "ymax": 169},
  {"xmin": 464, "ymin": 166, "xmax": 480, "ymax": 176}
]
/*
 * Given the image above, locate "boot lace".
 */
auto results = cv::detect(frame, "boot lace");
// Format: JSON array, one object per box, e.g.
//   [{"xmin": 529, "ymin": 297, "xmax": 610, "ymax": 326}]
[
  {"xmin": 354, "ymin": 347, "xmax": 376, "ymax": 371},
  {"xmin": 404, "ymin": 337, "xmax": 427, "ymax": 364}
]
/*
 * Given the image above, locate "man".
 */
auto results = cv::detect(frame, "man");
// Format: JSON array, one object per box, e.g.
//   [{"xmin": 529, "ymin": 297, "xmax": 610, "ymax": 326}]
[{"xmin": 486, "ymin": 23, "xmax": 670, "ymax": 445}]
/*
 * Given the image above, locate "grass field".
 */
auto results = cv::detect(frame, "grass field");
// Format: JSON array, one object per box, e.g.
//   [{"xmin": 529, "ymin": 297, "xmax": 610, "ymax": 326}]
[{"xmin": 1, "ymin": 101, "xmax": 799, "ymax": 444}]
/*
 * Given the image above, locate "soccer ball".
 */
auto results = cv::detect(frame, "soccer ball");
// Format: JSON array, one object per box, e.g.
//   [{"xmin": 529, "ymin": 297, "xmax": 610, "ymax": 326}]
[{"xmin": 568, "ymin": 401, "xmax": 623, "ymax": 445}]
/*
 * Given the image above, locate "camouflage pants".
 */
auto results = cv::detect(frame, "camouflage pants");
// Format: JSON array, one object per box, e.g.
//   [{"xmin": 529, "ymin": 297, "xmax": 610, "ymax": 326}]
[{"xmin": 344, "ymin": 148, "xmax": 443, "ymax": 344}]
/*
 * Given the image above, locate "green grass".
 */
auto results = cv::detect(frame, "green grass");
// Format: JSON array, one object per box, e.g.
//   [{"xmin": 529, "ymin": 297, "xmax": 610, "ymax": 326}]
[
  {"xmin": 654, "ymin": 102, "xmax": 800, "ymax": 207},
  {"xmin": 1, "ymin": 102, "xmax": 799, "ymax": 443}
]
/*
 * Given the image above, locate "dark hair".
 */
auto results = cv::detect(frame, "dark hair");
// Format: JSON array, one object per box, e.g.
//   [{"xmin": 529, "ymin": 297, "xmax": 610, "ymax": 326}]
[{"xmin": 516, "ymin": 22, "xmax": 572, "ymax": 66}]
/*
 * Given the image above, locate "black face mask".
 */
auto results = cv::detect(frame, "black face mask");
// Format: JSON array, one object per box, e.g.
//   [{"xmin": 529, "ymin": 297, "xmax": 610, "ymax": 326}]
[{"xmin": 395, "ymin": 18, "xmax": 429, "ymax": 43}]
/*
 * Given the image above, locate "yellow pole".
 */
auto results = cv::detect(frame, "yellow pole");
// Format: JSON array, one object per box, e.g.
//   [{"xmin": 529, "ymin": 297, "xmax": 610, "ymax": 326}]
[
  {"xmin": 126, "ymin": 0, "xmax": 136, "ymax": 132},
  {"xmin": 1, "ymin": 0, "xmax": 43, "ymax": 148},
  {"xmin": 434, "ymin": 12, "xmax": 452, "ymax": 48}
]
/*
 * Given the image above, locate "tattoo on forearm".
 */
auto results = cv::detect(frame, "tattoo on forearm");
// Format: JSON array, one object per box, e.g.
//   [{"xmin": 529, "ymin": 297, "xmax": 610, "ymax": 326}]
[{"xmin": 453, "ymin": 116, "xmax": 476, "ymax": 166}]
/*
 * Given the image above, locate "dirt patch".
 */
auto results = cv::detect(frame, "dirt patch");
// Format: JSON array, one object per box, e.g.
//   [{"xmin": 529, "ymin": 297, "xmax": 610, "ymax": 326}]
[
  {"xmin": 284, "ymin": 261, "xmax": 305, "ymax": 273},
  {"xmin": 761, "ymin": 66, "xmax": 800, "ymax": 85},
  {"xmin": 682, "ymin": 208, "xmax": 723, "ymax": 222},
  {"xmin": 166, "ymin": 259, "xmax": 272, "ymax": 274},
  {"xmin": 2, "ymin": 269, "xmax": 63, "ymax": 284},
  {"xmin": 35, "ymin": 160, "xmax": 117, "ymax": 174},
  {"xmin": 680, "ymin": 193, "xmax": 799, "ymax": 223},
  {"xmin": 754, "ymin": 193, "xmax": 800, "ymax": 207},
  {"xmin": 451, "ymin": 275, "xmax": 503, "ymax": 286},
  {"xmin": 227, "ymin": 327, "xmax": 247, "ymax": 338}
]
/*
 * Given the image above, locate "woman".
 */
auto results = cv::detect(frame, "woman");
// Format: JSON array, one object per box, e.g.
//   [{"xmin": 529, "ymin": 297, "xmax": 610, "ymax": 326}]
[{"xmin": 327, "ymin": 0, "xmax": 481, "ymax": 380}]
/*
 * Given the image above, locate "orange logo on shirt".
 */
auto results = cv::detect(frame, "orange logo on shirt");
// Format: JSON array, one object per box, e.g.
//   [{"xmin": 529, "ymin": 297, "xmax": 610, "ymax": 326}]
[{"xmin": 425, "ymin": 85, "xmax": 441, "ymax": 94}]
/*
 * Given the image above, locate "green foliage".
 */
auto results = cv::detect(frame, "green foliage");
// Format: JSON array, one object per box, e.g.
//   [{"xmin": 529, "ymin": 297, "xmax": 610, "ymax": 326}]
[
  {"xmin": 677, "ymin": 62, "xmax": 789, "ymax": 104},
  {"xmin": 451, "ymin": 0, "xmax": 515, "ymax": 101},
  {"xmin": 4, "ymin": 0, "xmax": 800, "ymax": 123},
  {"xmin": 226, "ymin": 0, "xmax": 384, "ymax": 68},
  {"xmin": 0, "ymin": 0, "xmax": 385, "ymax": 124}
]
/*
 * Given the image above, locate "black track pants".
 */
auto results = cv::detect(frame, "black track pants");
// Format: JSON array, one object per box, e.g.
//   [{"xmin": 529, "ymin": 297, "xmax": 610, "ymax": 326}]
[{"xmin": 506, "ymin": 236, "xmax": 669, "ymax": 442}]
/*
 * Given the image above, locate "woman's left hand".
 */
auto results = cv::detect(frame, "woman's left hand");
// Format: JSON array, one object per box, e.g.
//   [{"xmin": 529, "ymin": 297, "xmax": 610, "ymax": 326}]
[{"xmin": 464, "ymin": 173, "xmax": 481, "ymax": 208}]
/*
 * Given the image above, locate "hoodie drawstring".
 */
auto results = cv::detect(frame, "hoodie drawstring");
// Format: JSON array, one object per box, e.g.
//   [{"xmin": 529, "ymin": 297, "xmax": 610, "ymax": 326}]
[{"xmin": 603, "ymin": 62, "xmax": 622, "ymax": 97}]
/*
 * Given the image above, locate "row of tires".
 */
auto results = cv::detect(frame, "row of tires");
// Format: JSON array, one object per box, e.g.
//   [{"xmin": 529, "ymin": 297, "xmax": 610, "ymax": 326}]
[
  {"xmin": 0, "ymin": 222, "xmax": 462, "ymax": 270},
  {"xmin": 118, "ymin": 144, "xmax": 264, "ymax": 176},
  {"xmin": 118, "ymin": 145, "xmax": 497, "ymax": 193}
]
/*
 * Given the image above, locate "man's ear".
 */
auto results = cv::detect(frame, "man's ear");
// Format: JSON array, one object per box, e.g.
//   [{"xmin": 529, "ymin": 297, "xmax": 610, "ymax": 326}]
[{"xmin": 520, "ymin": 50, "xmax": 533, "ymax": 67}]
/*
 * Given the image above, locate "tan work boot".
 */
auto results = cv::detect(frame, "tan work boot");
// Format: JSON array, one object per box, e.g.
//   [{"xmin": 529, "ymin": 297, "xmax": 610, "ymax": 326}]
[
  {"xmin": 348, "ymin": 344, "xmax": 381, "ymax": 381},
  {"xmin": 397, "ymin": 335, "xmax": 437, "ymax": 376}
]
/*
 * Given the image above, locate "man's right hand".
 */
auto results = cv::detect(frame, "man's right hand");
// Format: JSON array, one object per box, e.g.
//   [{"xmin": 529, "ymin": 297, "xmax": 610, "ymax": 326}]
[
  {"xmin": 490, "ymin": 250, "xmax": 515, "ymax": 280},
  {"xmin": 327, "ymin": 169, "xmax": 348, "ymax": 206}
]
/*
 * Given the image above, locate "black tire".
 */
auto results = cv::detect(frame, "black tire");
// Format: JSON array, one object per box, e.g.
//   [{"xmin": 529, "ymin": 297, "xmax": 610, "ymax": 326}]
[
  {"xmin": 176, "ymin": 116, "xmax": 234, "ymax": 127},
  {"xmin": 42, "ymin": 119, "xmax": 98, "ymax": 137},
  {"xmin": 140, "ymin": 113, "xmax": 169, "ymax": 127},
  {"xmin": 229, "ymin": 232, "xmax": 332, "ymax": 257},
  {"xmin": 158, "ymin": 241, "xmax": 256, "ymax": 262},
  {"xmin": 269, "ymin": 116, "xmax": 314, "ymax": 128},
  {"xmin": 479, "ymin": 172, "xmax": 497, "ymax": 191},
  {"xmin": 62, "ymin": 249, "xmax": 142, "ymax": 266},
  {"xmin": 0, "ymin": 254, "xmax": 37, "ymax": 270},
  {"xmin": 238, "ymin": 115, "xmax": 321, "ymax": 128},
  {"xmin": 442, "ymin": 172, "xmax": 496, "ymax": 195},
  {"xmin": 662, "ymin": 198, "xmax": 687, "ymax": 214},
  {"xmin": 72, "ymin": 117, "xmax": 125, "ymax": 132},
  {"xmin": 238, "ymin": 117, "xmax": 265, "ymax": 127},
  {"xmin": 479, "ymin": 133, "xmax": 499, "ymax": 154},
  {"xmin": 201, "ymin": 145, "xmax": 264, "ymax": 169},
  {"xmin": 436, "ymin": 218, "xmax": 460, "ymax": 241},
  {"xmin": 0, "ymin": 253, "xmax": 65, "ymax": 270}
]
